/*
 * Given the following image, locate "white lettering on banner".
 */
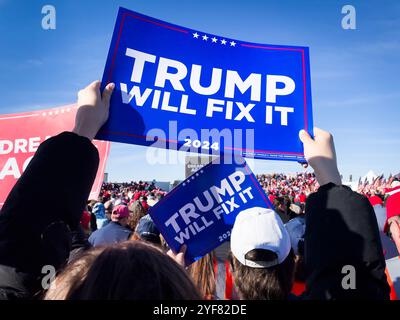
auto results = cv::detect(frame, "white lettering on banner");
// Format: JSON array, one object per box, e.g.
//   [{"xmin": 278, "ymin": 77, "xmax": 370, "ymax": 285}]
[
  {"xmin": 275, "ymin": 106, "xmax": 295, "ymax": 126},
  {"xmin": 0, "ymin": 156, "xmax": 33, "ymax": 180},
  {"xmin": 266, "ymin": 75, "xmax": 295, "ymax": 103},
  {"xmin": 0, "ymin": 141, "xmax": 12, "ymax": 155},
  {"xmin": 0, "ymin": 137, "xmax": 48, "ymax": 180},
  {"xmin": 190, "ymin": 64, "xmax": 222, "ymax": 95},
  {"xmin": 163, "ymin": 170, "xmax": 255, "ymax": 244},
  {"xmin": 29, "ymin": 137, "xmax": 41, "ymax": 152},
  {"xmin": 126, "ymin": 48, "xmax": 156, "ymax": 83},
  {"xmin": 120, "ymin": 84, "xmax": 153, "ymax": 105},
  {"xmin": 155, "ymin": 57, "xmax": 188, "ymax": 91},
  {"xmin": 122, "ymin": 48, "xmax": 298, "ymax": 126},
  {"xmin": 225, "ymin": 71, "xmax": 261, "ymax": 102},
  {"xmin": 0, "ymin": 137, "xmax": 41, "ymax": 155},
  {"xmin": 120, "ymin": 85, "xmax": 197, "ymax": 115},
  {"xmin": 0, "ymin": 158, "xmax": 20, "ymax": 179}
]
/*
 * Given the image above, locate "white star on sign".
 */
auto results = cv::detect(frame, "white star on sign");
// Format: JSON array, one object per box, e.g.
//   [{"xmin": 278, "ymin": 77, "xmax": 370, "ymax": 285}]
[
  {"xmin": 211, "ymin": 37, "xmax": 218, "ymax": 43},
  {"xmin": 230, "ymin": 41, "xmax": 236, "ymax": 47},
  {"xmin": 193, "ymin": 32, "xmax": 199, "ymax": 39},
  {"xmin": 202, "ymin": 34, "xmax": 209, "ymax": 41},
  {"xmin": 221, "ymin": 39, "xmax": 227, "ymax": 45}
]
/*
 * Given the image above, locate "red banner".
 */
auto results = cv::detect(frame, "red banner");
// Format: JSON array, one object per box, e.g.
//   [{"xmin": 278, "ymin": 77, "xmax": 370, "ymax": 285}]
[{"xmin": 0, "ymin": 105, "xmax": 110, "ymax": 207}]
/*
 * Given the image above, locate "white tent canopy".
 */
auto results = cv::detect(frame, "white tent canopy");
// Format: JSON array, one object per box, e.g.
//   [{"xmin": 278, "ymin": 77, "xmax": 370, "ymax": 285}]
[{"xmin": 361, "ymin": 170, "xmax": 378, "ymax": 183}]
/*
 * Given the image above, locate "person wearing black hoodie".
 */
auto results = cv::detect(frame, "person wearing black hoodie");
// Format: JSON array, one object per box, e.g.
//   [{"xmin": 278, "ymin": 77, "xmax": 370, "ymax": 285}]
[
  {"xmin": 0, "ymin": 80, "xmax": 115, "ymax": 299},
  {"xmin": 299, "ymin": 128, "xmax": 390, "ymax": 299}
]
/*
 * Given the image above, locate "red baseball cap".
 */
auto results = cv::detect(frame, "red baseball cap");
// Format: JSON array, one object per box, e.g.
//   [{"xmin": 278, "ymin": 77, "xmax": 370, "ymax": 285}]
[{"xmin": 112, "ymin": 205, "xmax": 130, "ymax": 219}]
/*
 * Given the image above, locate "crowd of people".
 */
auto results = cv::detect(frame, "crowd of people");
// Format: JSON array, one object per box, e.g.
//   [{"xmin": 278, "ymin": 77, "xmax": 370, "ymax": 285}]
[{"xmin": 0, "ymin": 80, "xmax": 399, "ymax": 301}]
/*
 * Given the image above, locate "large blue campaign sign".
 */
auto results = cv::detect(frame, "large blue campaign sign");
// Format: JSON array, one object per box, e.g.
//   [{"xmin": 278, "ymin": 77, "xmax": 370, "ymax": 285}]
[
  {"xmin": 148, "ymin": 157, "xmax": 273, "ymax": 264},
  {"xmin": 97, "ymin": 7, "xmax": 313, "ymax": 161}
]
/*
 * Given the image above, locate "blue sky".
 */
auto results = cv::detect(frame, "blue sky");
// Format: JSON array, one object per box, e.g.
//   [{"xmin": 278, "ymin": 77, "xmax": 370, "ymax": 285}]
[{"xmin": 0, "ymin": 0, "xmax": 399, "ymax": 183}]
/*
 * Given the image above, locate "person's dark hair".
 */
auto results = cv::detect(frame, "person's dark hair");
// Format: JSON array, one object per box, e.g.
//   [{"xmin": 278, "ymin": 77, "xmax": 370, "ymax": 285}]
[
  {"xmin": 87, "ymin": 199, "xmax": 97, "ymax": 212},
  {"xmin": 48, "ymin": 241, "xmax": 201, "ymax": 300},
  {"xmin": 232, "ymin": 249, "xmax": 295, "ymax": 300},
  {"xmin": 284, "ymin": 196, "xmax": 293, "ymax": 215},
  {"xmin": 273, "ymin": 197, "xmax": 284, "ymax": 211}
]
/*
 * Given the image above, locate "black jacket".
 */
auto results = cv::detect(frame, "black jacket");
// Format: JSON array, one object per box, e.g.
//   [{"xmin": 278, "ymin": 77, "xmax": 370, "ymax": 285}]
[
  {"xmin": 304, "ymin": 183, "xmax": 390, "ymax": 299},
  {"xmin": 0, "ymin": 132, "xmax": 99, "ymax": 299}
]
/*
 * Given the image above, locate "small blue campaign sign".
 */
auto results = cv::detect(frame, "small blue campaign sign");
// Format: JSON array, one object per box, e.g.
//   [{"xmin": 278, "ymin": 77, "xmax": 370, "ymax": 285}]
[
  {"xmin": 97, "ymin": 7, "xmax": 313, "ymax": 161},
  {"xmin": 148, "ymin": 156, "xmax": 273, "ymax": 264}
]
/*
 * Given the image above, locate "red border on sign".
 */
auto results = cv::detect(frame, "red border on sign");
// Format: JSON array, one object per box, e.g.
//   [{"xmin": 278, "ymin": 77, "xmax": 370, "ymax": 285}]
[{"xmin": 104, "ymin": 12, "xmax": 309, "ymax": 157}]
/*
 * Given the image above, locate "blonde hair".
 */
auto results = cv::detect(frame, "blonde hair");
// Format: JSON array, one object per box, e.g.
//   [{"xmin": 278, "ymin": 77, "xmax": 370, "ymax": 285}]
[{"xmin": 188, "ymin": 251, "xmax": 216, "ymax": 299}]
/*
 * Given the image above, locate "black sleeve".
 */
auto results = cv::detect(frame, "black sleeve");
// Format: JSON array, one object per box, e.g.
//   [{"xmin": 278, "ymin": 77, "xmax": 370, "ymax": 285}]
[
  {"xmin": 304, "ymin": 183, "xmax": 390, "ymax": 300},
  {"xmin": 0, "ymin": 132, "xmax": 99, "ymax": 279},
  {"xmin": 68, "ymin": 224, "xmax": 92, "ymax": 263},
  {"xmin": 90, "ymin": 212, "xmax": 97, "ymax": 232}
]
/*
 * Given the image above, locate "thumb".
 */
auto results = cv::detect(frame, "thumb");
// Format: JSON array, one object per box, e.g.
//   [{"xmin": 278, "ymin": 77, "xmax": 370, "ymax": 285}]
[
  {"xmin": 299, "ymin": 129, "xmax": 313, "ymax": 144},
  {"xmin": 102, "ymin": 82, "xmax": 115, "ymax": 106},
  {"xmin": 87, "ymin": 80, "xmax": 101, "ymax": 89},
  {"xmin": 88, "ymin": 80, "xmax": 101, "ymax": 97}
]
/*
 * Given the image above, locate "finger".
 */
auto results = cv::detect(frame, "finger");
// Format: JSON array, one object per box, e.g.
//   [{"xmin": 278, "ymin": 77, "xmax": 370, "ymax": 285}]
[
  {"xmin": 102, "ymin": 82, "xmax": 115, "ymax": 106},
  {"xmin": 299, "ymin": 129, "xmax": 313, "ymax": 144},
  {"xmin": 79, "ymin": 80, "xmax": 101, "ymax": 99},
  {"xmin": 87, "ymin": 80, "xmax": 101, "ymax": 89},
  {"xmin": 313, "ymin": 127, "xmax": 329, "ymax": 138}
]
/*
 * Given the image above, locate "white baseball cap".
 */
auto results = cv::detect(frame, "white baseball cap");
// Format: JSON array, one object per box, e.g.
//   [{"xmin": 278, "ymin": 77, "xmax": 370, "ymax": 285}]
[
  {"xmin": 230, "ymin": 207, "xmax": 291, "ymax": 268},
  {"xmin": 285, "ymin": 217, "xmax": 306, "ymax": 256}
]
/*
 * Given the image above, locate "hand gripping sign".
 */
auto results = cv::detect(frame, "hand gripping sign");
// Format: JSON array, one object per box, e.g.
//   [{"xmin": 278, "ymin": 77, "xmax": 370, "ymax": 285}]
[
  {"xmin": 97, "ymin": 7, "xmax": 313, "ymax": 161},
  {"xmin": 149, "ymin": 156, "xmax": 273, "ymax": 264},
  {"xmin": 0, "ymin": 105, "xmax": 110, "ymax": 208}
]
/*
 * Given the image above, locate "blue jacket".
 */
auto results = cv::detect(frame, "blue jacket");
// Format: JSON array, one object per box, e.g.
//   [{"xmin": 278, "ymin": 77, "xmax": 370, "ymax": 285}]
[{"xmin": 89, "ymin": 222, "xmax": 131, "ymax": 247}]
